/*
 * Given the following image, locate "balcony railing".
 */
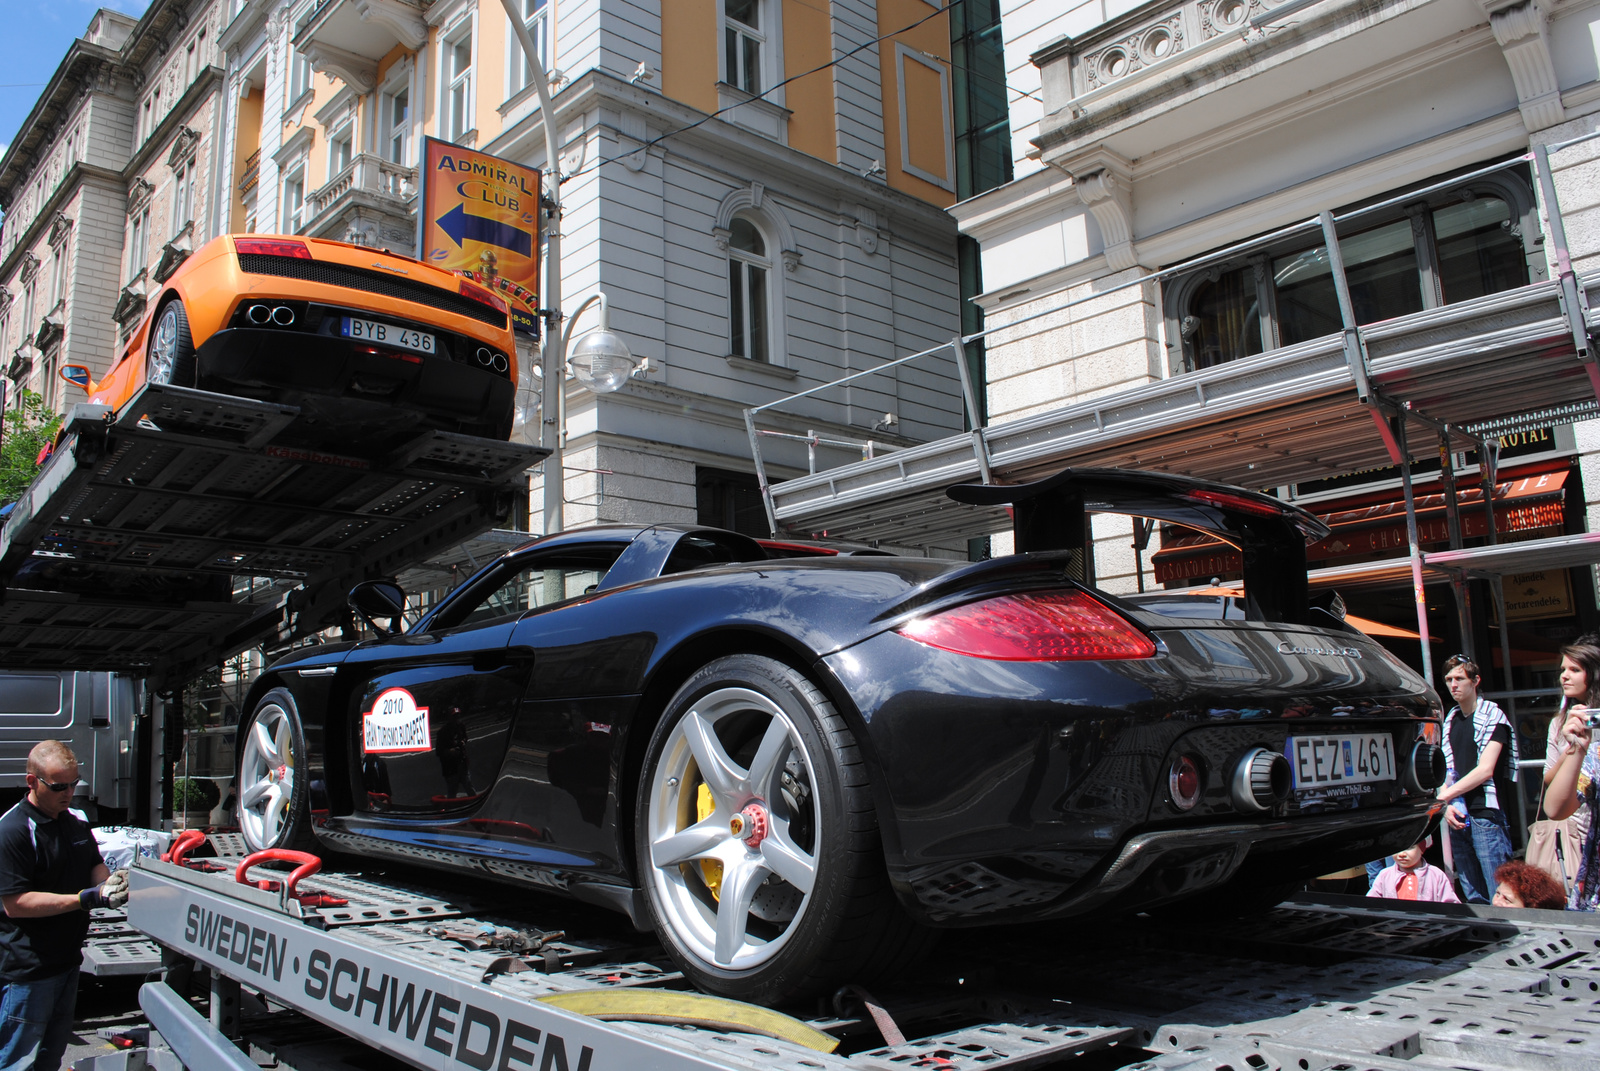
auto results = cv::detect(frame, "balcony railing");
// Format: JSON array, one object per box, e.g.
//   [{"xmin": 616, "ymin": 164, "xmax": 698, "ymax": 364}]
[
  {"xmin": 307, "ymin": 153, "xmax": 417, "ymax": 221},
  {"xmin": 236, "ymin": 149, "xmax": 260, "ymax": 196}
]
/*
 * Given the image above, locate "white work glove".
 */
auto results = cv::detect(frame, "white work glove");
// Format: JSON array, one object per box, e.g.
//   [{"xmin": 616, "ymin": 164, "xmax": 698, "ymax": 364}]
[{"xmin": 80, "ymin": 869, "xmax": 129, "ymax": 911}]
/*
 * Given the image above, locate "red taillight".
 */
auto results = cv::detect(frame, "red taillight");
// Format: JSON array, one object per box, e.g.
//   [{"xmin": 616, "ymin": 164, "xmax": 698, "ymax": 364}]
[
  {"xmin": 1182, "ymin": 488, "xmax": 1284, "ymax": 518},
  {"xmin": 896, "ymin": 590, "xmax": 1157, "ymax": 661},
  {"xmin": 234, "ymin": 237, "xmax": 311, "ymax": 259},
  {"xmin": 458, "ymin": 277, "xmax": 510, "ymax": 315},
  {"xmin": 1170, "ymin": 755, "xmax": 1203, "ymax": 810}
]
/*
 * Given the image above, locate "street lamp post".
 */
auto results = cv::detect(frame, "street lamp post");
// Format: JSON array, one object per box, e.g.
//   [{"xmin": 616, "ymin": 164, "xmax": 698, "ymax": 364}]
[
  {"xmin": 498, "ymin": 0, "xmax": 566, "ymax": 534},
  {"xmin": 499, "ymin": 2, "xmax": 643, "ymax": 534}
]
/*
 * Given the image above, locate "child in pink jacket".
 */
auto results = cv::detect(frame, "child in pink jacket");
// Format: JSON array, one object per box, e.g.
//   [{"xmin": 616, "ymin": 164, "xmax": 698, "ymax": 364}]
[{"xmin": 1368, "ymin": 836, "xmax": 1461, "ymax": 903}]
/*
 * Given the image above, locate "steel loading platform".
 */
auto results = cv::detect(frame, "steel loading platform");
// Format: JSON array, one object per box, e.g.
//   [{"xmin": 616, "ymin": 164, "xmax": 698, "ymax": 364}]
[
  {"xmin": 0, "ymin": 383, "xmax": 547, "ymax": 683},
  {"xmin": 103, "ymin": 833, "xmax": 1600, "ymax": 1071}
]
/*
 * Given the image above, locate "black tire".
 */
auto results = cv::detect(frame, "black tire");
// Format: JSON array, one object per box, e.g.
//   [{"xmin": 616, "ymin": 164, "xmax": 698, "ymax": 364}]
[
  {"xmin": 147, "ymin": 298, "xmax": 196, "ymax": 388},
  {"xmin": 236, "ymin": 688, "xmax": 315, "ymax": 853},
  {"xmin": 635, "ymin": 654, "xmax": 927, "ymax": 1004}
]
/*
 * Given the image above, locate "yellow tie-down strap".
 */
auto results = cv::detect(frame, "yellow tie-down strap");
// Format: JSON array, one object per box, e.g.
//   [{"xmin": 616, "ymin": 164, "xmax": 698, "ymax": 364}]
[{"xmin": 535, "ymin": 989, "xmax": 840, "ymax": 1053}]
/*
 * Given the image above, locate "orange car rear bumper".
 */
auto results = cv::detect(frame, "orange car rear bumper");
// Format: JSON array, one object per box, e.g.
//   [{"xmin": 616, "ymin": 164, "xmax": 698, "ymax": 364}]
[{"xmin": 196, "ymin": 326, "xmax": 515, "ymax": 440}]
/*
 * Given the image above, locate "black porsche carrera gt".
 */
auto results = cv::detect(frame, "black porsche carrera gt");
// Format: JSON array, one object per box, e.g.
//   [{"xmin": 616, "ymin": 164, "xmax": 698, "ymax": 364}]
[{"xmin": 235, "ymin": 468, "xmax": 1445, "ymax": 1002}]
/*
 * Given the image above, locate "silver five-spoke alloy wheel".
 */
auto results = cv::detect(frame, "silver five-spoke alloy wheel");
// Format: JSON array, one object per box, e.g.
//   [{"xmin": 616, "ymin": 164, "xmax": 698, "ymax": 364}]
[
  {"xmin": 644, "ymin": 686, "xmax": 819, "ymax": 971},
  {"xmin": 239, "ymin": 701, "xmax": 297, "ymax": 849}
]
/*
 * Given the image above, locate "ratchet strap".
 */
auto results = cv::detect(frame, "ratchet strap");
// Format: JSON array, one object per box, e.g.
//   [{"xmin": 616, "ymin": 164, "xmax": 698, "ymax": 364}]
[{"xmin": 535, "ymin": 990, "xmax": 839, "ymax": 1053}]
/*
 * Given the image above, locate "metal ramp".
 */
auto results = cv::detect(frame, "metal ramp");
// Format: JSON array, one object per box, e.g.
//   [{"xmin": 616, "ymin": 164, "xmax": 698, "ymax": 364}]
[
  {"xmin": 760, "ymin": 273, "xmax": 1600, "ymax": 548},
  {"xmin": 116, "ymin": 841, "xmax": 1600, "ymax": 1071},
  {"xmin": 0, "ymin": 383, "xmax": 547, "ymax": 683}
]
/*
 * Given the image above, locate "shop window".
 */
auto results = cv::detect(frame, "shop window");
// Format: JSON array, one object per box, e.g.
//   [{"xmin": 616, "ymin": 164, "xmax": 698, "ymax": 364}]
[{"xmin": 1167, "ymin": 167, "xmax": 1538, "ymax": 373}]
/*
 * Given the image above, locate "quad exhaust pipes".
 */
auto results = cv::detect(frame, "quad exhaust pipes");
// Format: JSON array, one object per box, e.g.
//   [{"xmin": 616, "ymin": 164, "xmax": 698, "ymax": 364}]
[
  {"xmin": 1231, "ymin": 748, "xmax": 1292, "ymax": 814},
  {"xmin": 246, "ymin": 304, "xmax": 297, "ymax": 326}
]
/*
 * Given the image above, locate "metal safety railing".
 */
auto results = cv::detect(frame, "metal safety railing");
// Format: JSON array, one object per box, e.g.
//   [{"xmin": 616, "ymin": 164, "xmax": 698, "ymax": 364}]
[
  {"xmin": 744, "ymin": 127, "xmax": 1600, "ymax": 686},
  {"xmin": 756, "ymin": 429, "xmax": 898, "ymax": 474}
]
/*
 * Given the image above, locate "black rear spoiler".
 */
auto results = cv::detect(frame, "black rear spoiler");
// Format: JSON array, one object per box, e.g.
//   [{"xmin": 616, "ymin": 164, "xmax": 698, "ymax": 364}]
[{"xmin": 948, "ymin": 469, "xmax": 1330, "ymax": 624}]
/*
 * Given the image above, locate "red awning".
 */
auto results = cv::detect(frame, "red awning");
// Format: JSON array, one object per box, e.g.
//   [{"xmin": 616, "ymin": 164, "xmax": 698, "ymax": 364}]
[{"xmin": 1152, "ymin": 466, "xmax": 1570, "ymax": 585}]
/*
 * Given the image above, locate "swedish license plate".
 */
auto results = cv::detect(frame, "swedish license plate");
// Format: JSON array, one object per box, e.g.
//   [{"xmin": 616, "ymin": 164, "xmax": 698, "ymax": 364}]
[
  {"xmin": 342, "ymin": 316, "xmax": 435, "ymax": 354},
  {"xmin": 1286, "ymin": 733, "xmax": 1395, "ymax": 790}
]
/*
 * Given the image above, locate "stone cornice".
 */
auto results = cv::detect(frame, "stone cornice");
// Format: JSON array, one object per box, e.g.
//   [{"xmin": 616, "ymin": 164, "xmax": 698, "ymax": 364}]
[
  {"xmin": 219, "ymin": 0, "xmax": 274, "ymax": 53},
  {"xmin": 0, "ymin": 40, "xmax": 123, "ymax": 205},
  {"xmin": 483, "ymin": 70, "xmax": 959, "ymax": 250},
  {"xmin": 1032, "ymin": 0, "xmax": 1437, "ymax": 161},
  {"xmin": 0, "ymin": 164, "xmax": 124, "ymax": 282},
  {"xmin": 118, "ymin": 0, "xmax": 195, "ymax": 74},
  {"xmin": 123, "ymin": 65, "xmax": 224, "ymax": 178}
]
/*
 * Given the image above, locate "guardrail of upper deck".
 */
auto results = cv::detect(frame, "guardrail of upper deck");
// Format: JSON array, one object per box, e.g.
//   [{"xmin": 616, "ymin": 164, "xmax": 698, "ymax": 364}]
[{"xmin": 744, "ymin": 129, "xmax": 1600, "ymax": 536}]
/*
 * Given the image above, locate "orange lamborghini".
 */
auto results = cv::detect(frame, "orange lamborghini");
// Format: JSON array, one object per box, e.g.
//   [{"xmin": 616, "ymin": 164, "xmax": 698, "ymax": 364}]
[{"xmin": 75, "ymin": 235, "xmax": 521, "ymax": 443}]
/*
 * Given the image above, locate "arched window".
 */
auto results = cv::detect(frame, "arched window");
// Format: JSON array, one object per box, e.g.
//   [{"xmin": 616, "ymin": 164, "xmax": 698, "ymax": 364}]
[{"xmin": 728, "ymin": 215, "xmax": 770, "ymax": 362}]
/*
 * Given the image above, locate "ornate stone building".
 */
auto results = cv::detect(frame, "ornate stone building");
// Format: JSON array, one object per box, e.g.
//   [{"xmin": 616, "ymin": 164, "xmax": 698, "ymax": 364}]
[{"xmin": 0, "ymin": 0, "xmax": 229, "ymax": 409}]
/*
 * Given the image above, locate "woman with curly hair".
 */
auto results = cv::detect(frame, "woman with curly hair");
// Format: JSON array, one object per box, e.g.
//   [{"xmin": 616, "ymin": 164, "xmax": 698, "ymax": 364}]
[
  {"xmin": 1543, "ymin": 643, "xmax": 1600, "ymax": 910},
  {"xmin": 1492, "ymin": 860, "xmax": 1568, "ymax": 910}
]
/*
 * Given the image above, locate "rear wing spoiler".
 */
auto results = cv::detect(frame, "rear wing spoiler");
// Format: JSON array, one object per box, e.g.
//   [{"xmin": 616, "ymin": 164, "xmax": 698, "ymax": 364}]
[{"xmin": 948, "ymin": 469, "xmax": 1330, "ymax": 625}]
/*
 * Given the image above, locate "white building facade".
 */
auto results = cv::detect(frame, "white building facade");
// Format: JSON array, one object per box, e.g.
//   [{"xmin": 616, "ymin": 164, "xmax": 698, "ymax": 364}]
[
  {"xmin": 209, "ymin": 0, "xmax": 967, "ymax": 537},
  {"xmin": 955, "ymin": 0, "xmax": 1600, "ymax": 681}
]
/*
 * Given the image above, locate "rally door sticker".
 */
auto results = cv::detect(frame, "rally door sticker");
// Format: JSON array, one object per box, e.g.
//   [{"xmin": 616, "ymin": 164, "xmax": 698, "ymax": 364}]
[{"xmin": 362, "ymin": 687, "xmax": 432, "ymax": 754}]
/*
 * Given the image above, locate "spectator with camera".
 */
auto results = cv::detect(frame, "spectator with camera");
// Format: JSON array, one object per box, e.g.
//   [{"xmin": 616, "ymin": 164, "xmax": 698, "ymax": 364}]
[{"xmin": 1544, "ymin": 644, "xmax": 1600, "ymax": 911}]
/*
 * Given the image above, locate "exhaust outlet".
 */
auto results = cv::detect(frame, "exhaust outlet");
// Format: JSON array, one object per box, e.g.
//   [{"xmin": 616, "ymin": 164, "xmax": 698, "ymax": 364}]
[
  {"xmin": 271, "ymin": 306, "xmax": 296, "ymax": 326},
  {"xmin": 1231, "ymin": 748, "xmax": 1291, "ymax": 813},
  {"xmin": 490, "ymin": 352, "xmax": 508, "ymax": 373},
  {"xmin": 247, "ymin": 304, "xmax": 271, "ymax": 324},
  {"xmin": 1404, "ymin": 741, "xmax": 1447, "ymax": 794},
  {"xmin": 475, "ymin": 347, "xmax": 493, "ymax": 367}
]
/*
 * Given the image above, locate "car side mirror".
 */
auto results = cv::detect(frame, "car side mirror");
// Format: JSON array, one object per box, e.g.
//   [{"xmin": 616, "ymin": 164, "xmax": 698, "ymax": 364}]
[
  {"xmin": 349, "ymin": 579, "xmax": 407, "ymax": 637},
  {"xmin": 59, "ymin": 365, "xmax": 94, "ymax": 393}
]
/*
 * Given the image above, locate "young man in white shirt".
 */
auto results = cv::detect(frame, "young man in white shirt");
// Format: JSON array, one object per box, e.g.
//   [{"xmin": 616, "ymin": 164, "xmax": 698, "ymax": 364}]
[{"xmin": 1436, "ymin": 655, "xmax": 1519, "ymax": 904}]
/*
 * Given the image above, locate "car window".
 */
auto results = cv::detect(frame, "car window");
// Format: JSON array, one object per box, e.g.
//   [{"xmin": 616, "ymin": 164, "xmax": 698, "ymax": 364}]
[
  {"xmin": 448, "ymin": 545, "xmax": 626, "ymax": 629},
  {"xmin": 1120, "ymin": 593, "xmax": 1245, "ymax": 620},
  {"xmin": 661, "ymin": 534, "xmax": 747, "ymax": 575}
]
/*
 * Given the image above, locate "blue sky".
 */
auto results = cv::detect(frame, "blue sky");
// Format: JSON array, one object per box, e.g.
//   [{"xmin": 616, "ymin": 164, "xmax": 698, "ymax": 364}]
[{"xmin": 1, "ymin": 0, "xmax": 153, "ymax": 162}]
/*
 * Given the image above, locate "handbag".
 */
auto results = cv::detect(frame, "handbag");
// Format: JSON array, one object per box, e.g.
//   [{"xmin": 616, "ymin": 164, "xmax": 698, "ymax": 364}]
[{"xmin": 1527, "ymin": 802, "xmax": 1584, "ymax": 894}]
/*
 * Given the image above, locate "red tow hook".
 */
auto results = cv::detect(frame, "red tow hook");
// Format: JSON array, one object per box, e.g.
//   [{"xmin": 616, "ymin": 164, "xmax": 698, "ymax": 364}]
[
  {"xmin": 234, "ymin": 849, "xmax": 348, "ymax": 908},
  {"xmin": 162, "ymin": 829, "xmax": 207, "ymax": 865}
]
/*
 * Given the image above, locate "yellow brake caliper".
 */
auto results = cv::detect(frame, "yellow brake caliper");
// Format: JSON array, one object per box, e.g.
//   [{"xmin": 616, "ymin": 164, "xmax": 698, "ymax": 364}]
[{"xmin": 696, "ymin": 782, "xmax": 723, "ymax": 900}]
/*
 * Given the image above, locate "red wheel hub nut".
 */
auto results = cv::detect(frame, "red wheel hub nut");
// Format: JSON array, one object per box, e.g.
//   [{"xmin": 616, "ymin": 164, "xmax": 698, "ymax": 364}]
[{"xmin": 737, "ymin": 803, "xmax": 769, "ymax": 848}]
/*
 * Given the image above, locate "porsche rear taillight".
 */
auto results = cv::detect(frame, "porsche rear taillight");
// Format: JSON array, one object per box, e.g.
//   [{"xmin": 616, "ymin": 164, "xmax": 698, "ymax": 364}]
[
  {"xmin": 459, "ymin": 278, "xmax": 510, "ymax": 315},
  {"xmin": 897, "ymin": 590, "xmax": 1157, "ymax": 661},
  {"xmin": 234, "ymin": 237, "xmax": 311, "ymax": 259}
]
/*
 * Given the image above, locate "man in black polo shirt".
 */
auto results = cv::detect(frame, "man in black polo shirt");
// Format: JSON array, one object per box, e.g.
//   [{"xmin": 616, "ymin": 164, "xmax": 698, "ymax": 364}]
[{"xmin": 0, "ymin": 740, "xmax": 126, "ymax": 1071}]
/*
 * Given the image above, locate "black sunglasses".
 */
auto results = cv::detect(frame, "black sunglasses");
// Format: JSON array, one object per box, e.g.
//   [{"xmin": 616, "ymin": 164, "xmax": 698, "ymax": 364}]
[{"xmin": 31, "ymin": 775, "xmax": 75, "ymax": 793}]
